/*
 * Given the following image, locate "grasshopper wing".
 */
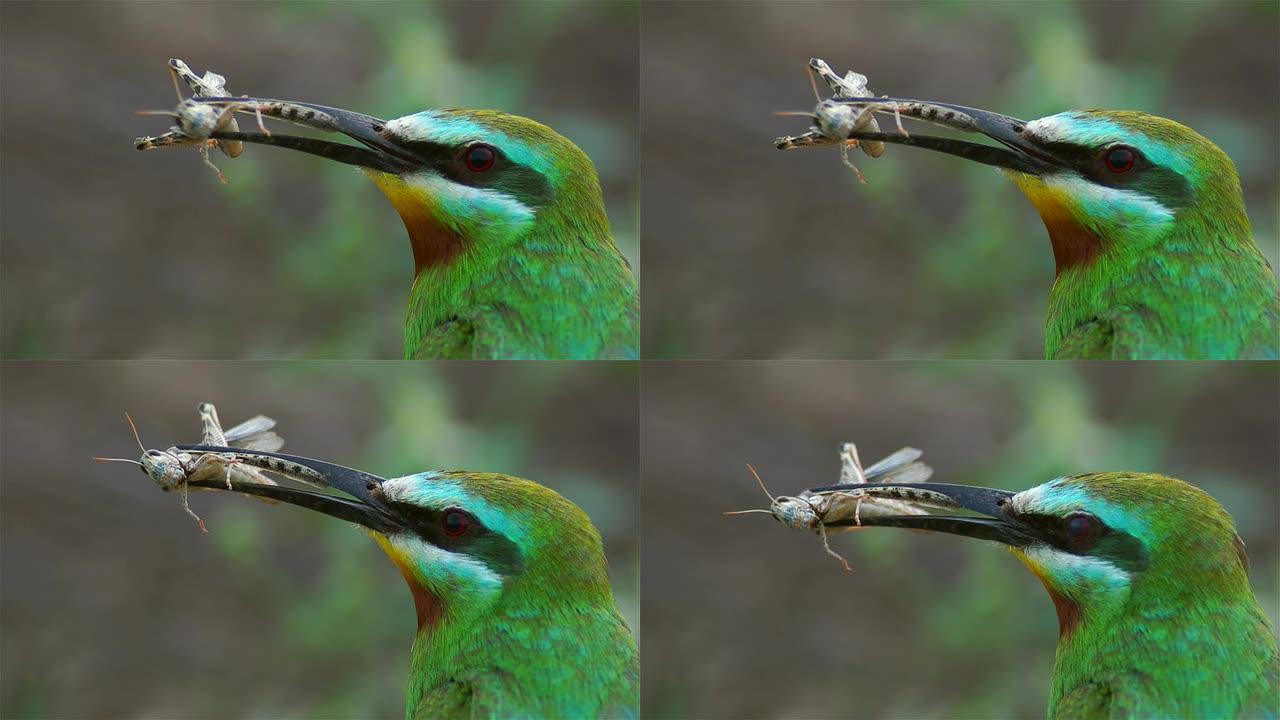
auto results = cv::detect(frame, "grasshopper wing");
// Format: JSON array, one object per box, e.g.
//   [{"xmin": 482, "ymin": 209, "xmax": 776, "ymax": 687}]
[
  {"xmin": 224, "ymin": 415, "xmax": 284, "ymax": 452},
  {"xmin": 863, "ymin": 447, "xmax": 934, "ymax": 484}
]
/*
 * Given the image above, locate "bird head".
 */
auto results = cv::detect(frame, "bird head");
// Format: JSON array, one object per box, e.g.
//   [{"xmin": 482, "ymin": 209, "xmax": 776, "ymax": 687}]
[
  {"xmin": 819, "ymin": 99, "xmax": 1250, "ymax": 274},
  {"xmin": 178, "ymin": 447, "xmax": 616, "ymax": 633},
  {"xmin": 369, "ymin": 469, "xmax": 616, "ymax": 630},
  {"xmin": 203, "ymin": 100, "xmax": 611, "ymax": 275},
  {"xmin": 362, "ymin": 110, "xmax": 611, "ymax": 275},
  {"xmin": 814, "ymin": 472, "xmax": 1252, "ymax": 637}
]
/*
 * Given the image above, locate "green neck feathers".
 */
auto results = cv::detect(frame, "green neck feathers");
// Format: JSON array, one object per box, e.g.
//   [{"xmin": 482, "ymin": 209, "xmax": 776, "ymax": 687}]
[
  {"xmin": 400, "ymin": 187, "xmax": 639, "ymax": 360},
  {"xmin": 404, "ymin": 571, "xmax": 639, "ymax": 719},
  {"xmin": 1045, "ymin": 530, "xmax": 1278, "ymax": 719},
  {"xmin": 1011, "ymin": 168, "xmax": 1278, "ymax": 359}
]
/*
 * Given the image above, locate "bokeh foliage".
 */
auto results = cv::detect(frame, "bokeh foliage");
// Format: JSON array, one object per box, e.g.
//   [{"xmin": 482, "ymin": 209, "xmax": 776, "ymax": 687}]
[
  {"xmin": 641, "ymin": 0, "xmax": 1280, "ymax": 358},
  {"xmin": 0, "ymin": 1, "xmax": 638, "ymax": 358},
  {"xmin": 641, "ymin": 361, "xmax": 1279, "ymax": 718},
  {"xmin": 0, "ymin": 361, "xmax": 638, "ymax": 718}
]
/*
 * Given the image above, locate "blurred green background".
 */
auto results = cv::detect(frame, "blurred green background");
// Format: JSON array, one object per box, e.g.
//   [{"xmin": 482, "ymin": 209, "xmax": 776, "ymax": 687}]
[
  {"xmin": 641, "ymin": 361, "xmax": 1279, "ymax": 718},
  {"xmin": 0, "ymin": 0, "xmax": 638, "ymax": 358},
  {"xmin": 641, "ymin": 0, "xmax": 1280, "ymax": 359},
  {"xmin": 0, "ymin": 361, "xmax": 638, "ymax": 718}
]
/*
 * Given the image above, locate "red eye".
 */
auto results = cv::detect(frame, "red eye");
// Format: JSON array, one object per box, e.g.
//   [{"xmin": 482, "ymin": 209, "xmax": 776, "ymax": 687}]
[
  {"xmin": 443, "ymin": 509, "xmax": 470, "ymax": 537},
  {"xmin": 1104, "ymin": 145, "xmax": 1136, "ymax": 173},
  {"xmin": 464, "ymin": 144, "xmax": 496, "ymax": 173},
  {"xmin": 1065, "ymin": 513, "xmax": 1096, "ymax": 545}
]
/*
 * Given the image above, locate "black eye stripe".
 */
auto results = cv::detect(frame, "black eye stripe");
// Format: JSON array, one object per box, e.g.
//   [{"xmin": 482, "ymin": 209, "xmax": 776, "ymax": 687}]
[
  {"xmin": 398, "ymin": 140, "xmax": 511, "ymax": 175},
  {"xmin": 1030, "ymin": 138, "xmax": 1192, "ymax": 208},
  {"xmin": 391, "ymin": 139, "xmax": 553, "ymax": 208},
  {"xmin": 386, "ymin": 500, "xmax": 525, "ymax": 576},
  {"xmin": 1015, "ymin": 512, "xmax": 1107, "ymax": 552},
  {"xmin": 1014, "ymin": 511, "xmax": 1149, "ymax": 572},
  {"xmin": 1034, "ymin": 140, "xmax": 1150, "ymax": 181},
  {"xmin": 390, "ymin": 501, "xmax": 486, "ymax": 541}
]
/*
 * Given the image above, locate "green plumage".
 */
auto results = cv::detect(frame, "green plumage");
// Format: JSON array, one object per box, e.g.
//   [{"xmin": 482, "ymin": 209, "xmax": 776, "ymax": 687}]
[
  {"xmin": 1030, "ymin": 474, "xmax": 1278, "ymax": 719},
  {"xmin": 1023, "ymin": 112, "xmax": 1279, "ymax": 359},
  {"xmin": 371, "ymin": 110, "xmax": 639, "ymax": 360},
  {"xmin": 382, "ymin": 472, "xmax": 639, "ymax": 719},
  {"xmin": 846, "ymin": 471, "xmax": 1278, "ymax": 719}
]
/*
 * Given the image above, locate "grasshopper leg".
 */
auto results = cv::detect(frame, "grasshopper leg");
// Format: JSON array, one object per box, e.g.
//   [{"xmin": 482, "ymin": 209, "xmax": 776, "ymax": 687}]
[
  {"xmin": 198, "ymin": 142, "xmax": 228, "ymax": 184},
  {"xmin": 245, "ymin": 98, "xmax": 271, "ymax": 137},
  {"xmin": 817, "ymin": 521, "xmax": 853, "ymax": 571},
  {"xmin": 839, "ymin": 142, "xmax": 868, "ymax": 184},
  {"xmin": 886, "ymin": 97, "xmax": 909, "ymax": 138},
  {"xmin": 178, "ymin": 479, "xmax": 208, "ymax": 533}
]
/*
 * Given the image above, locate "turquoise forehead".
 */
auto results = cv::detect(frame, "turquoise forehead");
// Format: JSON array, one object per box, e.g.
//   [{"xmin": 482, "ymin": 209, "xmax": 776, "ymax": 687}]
[
  {"xmin": 1019, "ymin": 478, "xmax": 1150, "ymax": 543},
  {"xmin": 388, "ymin": 111, "xmax": 554, "ymax": 176},
  {"xmin": 387, "ymin": 472, "xmax": 529, "ymax": 547},
  {"xmin": 1034, "ymin": 112, "xmax": 1194, "ymax": 178}
]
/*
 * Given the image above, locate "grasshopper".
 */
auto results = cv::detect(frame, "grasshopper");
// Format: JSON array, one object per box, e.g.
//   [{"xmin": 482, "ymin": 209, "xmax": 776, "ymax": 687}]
[
  {"xmin": 726, "ymin": 443, "xmax": 937, "ymax": 570},
  {"xmin": 94, "ymin": 403, "xmax": 284, "ymax": 532},
  {"xmin": 133, "ymin": 59, "xmax": 270, "ymax": 184},
  {"xmin": 774, "ymin": 58, "xmax": 912, "ymax": 183}
]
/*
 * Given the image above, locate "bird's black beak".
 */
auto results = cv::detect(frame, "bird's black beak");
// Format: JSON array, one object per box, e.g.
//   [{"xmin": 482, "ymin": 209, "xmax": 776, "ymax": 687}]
[
  {"xmin": 814, "ymin": 97, "xmax": 1059, "ymax": 176},
  {"xmin": 176, "ymin": 445, "xmax": 403, "ymax": 534},
  {"xmin": 810, "ymin": 481, "xmax": 1034, "ymax": 546},
  {"xmin": 195, "ymin": 97, "xmax": 420, "ymax": 174}
]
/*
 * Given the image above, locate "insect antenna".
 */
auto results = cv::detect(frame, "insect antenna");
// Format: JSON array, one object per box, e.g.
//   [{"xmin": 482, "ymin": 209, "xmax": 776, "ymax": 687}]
[
  {"xmin": 746, "ymin": 463, "xmax": 776, "ymax": 501},
  {"xmin": 134, "ymin": 109, "xmax": 180, "ymax": 118},
  {"xmin": 91, "ymin": 456, "xmax": 144, "ymax": 467},
  {"xmin": 722, "ymin": 463, "xmax": 781, "ymax": 517},
  {"xmin": 773, "ymin": 111, "xmax": 819, "ymax": 119},
  {"xmin": 93, "ymin": 412, "xmax": 152, "ymax": 466},
  {"xmin": 807, "ymin": 61, "xmax": 823, "ymax": 102},
  {"xmin": 124, "ymin": 412, "xmax": 147, "ymax": 454},
  {"xmin": 168, "ymin": 64, "xmax": 185, "ymax": 103}
]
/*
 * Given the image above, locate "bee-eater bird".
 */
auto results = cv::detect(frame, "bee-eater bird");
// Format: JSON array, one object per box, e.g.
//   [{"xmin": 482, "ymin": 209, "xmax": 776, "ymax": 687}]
[
  {"xmin": 176, "ymin": 446, "xmax": 640, "ymax": 719},
  {"xmin": 807, "ymin": 473, "xmax": 1280, "ymax": 718},
  {"xmin": 194, "ymin": 98, "xmax": 639, "ymax": 359},
  {"xmin": 810, "ymin": 99, "xmax": 1280, "ymax": 359}
]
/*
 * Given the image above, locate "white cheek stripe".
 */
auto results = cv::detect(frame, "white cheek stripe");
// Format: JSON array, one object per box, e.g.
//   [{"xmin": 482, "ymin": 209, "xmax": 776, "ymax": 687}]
[
  {"xmin": 1022, "ymin": 545, "xmax": 1131, "ymax": 590},
  {"xmin": 413, "ymin": 172, "xmax": 535, "ymax": 227},
  {"xmin": 1043, "ymin": 173, "xmax": 1174, "ymax": 225},
  {"xmin": 394, "ymin": 534, "xmax": 504, "ymax": 596}
]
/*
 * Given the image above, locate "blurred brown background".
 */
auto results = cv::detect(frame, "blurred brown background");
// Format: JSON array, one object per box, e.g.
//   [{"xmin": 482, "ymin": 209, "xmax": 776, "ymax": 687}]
[
  {"xmin": 0, "ymin": 361, "xmax": 638, "ymax": 718},
  {"xmin": 0, "ymin": 0, "xmax": 638, "ymax": 358},
  {"xmin": 641, "ymin": 1, "xmax": 1280, "ymax": 359},
  {"xmin": 641, "ymin": 361, "xmax": 1279, "ymax": 718}
]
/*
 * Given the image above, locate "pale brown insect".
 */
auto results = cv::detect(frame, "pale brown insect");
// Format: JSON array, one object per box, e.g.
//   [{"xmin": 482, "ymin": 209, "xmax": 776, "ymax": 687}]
[
  {"xmin": 133, "ymin": 59, "xmax": 270, "ymax": 183},
  {"xmin": 94, "ymin": 403, "xmax": 283, "ymax": 532},
  {"xmin": 726, "ymin": 443, "xmax": 936, "ymax": 570},
  {"xmin": 773, "ymin": 59, "xmax": 914, "ymax": 183}
]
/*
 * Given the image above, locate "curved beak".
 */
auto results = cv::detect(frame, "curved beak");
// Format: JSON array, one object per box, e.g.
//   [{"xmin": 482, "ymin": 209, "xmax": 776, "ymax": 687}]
[
  {"xmin": 193, "ymin": 97, "xmax": 420, "ymax": 174},
  {"xmin": 797, "ymin": 97, "xmax": 1059, "ymax": 176},
  {"xmin": 176, "ymin": 445, "xmax": 403, "ymax": 534},
  {"xmin": 809, "ymin": 481, "xmax": 1034, "ymax": 546}
]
